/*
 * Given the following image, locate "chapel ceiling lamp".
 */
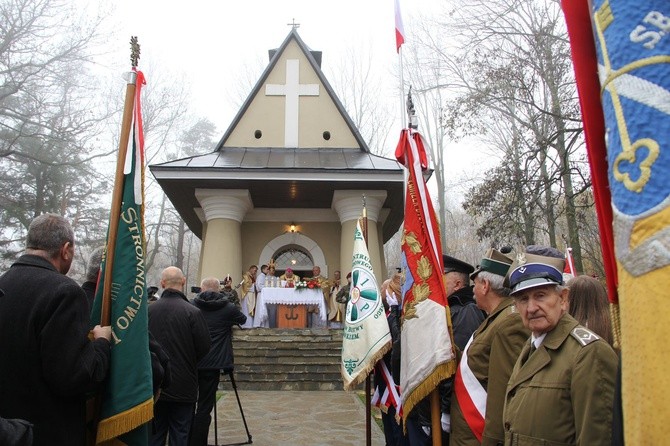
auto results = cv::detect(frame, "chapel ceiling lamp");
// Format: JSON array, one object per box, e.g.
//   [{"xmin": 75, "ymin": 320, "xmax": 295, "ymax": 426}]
[{"xmin": 289, "ymin": 223, "xmax": 297, "ymax": 233}]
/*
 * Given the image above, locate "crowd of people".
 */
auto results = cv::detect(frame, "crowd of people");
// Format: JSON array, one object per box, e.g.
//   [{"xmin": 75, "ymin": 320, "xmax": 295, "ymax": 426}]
[
  {"xmin": 236, "ymin": 263, "xmax": 349, "ymax": 329},
  {"xmin": 375, "ymin": 246, "xmax": 618, "ymax": 446},
  {"xmin": 0, "ymin": 213, "xmax": 619, "ymax": 446}
]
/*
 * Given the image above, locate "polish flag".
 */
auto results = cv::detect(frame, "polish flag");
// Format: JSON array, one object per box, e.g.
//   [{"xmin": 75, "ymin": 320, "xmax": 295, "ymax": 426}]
[{"xmin": 395, "ymin": 0, "xmax": 405, "ymax": 52}]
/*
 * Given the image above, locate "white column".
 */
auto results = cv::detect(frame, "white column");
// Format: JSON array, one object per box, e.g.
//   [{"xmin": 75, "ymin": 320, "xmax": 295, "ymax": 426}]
[
  {"xmin": 195, "ymin": 189, "xmax": 252, "ymax": 285},
  {"xmin": 332, "ymin": 190, "xmax": 387, "ymax": 285}
]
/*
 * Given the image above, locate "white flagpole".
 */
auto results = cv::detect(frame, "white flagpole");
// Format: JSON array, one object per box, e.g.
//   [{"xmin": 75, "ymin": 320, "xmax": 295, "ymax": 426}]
[{"xmin": 399, "ymin": 47, "xmax": 406, "ymax": 129}]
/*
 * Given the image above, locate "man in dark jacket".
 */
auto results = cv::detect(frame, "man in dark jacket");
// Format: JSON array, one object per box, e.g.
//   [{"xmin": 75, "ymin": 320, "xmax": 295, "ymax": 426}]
[
  {"xmin": 149, "ymin": 267, "xmax": 211, "ymax": 446},
  {"xmin": 0, "ymin": 214, "xmax": 112, "ymax": 446},
  {"xmin": 190, "ymin": 276, "xmax": 247, "ymax": 446}
]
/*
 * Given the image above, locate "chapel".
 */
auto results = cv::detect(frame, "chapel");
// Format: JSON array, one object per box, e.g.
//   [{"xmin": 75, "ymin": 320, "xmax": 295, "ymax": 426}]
[{"xmin": 150, "ymin": 28, "xmax": 404, "ymax": 287}]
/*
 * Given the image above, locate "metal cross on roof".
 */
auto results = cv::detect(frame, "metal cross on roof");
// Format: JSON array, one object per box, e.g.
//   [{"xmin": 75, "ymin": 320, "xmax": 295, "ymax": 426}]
[{"xmin": 287, "ymin": 18, "xmax": 300, "ymax": 29}]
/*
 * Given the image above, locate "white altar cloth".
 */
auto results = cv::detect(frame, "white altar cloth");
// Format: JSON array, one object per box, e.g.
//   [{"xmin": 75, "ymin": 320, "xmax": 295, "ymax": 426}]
[{"xmin": 253, "ymin": 288, "xmax": 326, "ymax": 328}]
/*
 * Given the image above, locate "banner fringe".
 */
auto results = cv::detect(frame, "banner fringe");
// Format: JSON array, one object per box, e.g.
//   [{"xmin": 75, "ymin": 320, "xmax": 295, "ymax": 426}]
[
  {"xmin": 95, "ymin": 398, "xmax": 153, "ymax": 444},
  {"xmin": 342, "ymin": 340, "xmax": 392, "ymax": 391},
  {"xmin": 610, "ymin": 302, "xmax": 621, "ymax": 350},
  {"xmin": 401, "ymin": 359, "xmax": 457, "ymax": 428}
]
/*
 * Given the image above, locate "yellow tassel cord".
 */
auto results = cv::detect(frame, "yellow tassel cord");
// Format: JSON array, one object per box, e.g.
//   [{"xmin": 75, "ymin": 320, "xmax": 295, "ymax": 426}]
[
  {"xmin": 342, "ymin": 340, "xmax": 392, "ymax": 392},
  {"xmin": 610, "ymin": 302, "xmax": 621, "ymax": 350},
  {"xmin": 95, "ymin": 398, "xmax": 153, "ymax": 444}
]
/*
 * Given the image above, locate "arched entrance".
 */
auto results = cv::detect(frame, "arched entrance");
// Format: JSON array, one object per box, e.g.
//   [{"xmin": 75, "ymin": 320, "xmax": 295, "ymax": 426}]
[{"xmin": 258, "ymin": 232, "xmax": 328, "ymax": 277}]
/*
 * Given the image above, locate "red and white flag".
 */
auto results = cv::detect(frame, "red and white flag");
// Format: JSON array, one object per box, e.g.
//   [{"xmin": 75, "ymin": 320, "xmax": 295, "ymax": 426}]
[
  {"xmin": 395, "ymin": 128, "xmax": 457, "ymax": 424},
  {"xmin": 394, "ymin": 0, "xmax": 405, "ymax": 52},
  {"xmin": 372, "ymin": 360, "xmax": 403, "ymax": 418}
]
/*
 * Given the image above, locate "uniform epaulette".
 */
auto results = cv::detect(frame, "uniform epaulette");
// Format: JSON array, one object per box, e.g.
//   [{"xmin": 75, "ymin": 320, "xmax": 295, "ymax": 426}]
[{"xmin": 570, "ymin": 326, "xmax": 600, "ymax": 346}]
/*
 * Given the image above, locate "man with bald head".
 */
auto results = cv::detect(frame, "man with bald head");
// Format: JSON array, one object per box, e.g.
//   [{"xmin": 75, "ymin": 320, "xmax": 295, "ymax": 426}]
[{"xmin": 149, "ymin": 267, "xmax": 211, "ymax": 446}]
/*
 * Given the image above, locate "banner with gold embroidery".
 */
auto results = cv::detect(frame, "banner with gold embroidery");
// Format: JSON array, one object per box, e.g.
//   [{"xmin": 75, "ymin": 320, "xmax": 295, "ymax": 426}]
[
  {"xmin": 395, "ymin": 128, "xmax": 457, "ymax": 424},
  {"xmin": 562, "ymin": 0, "xmax": 670, "ymax": 443}
]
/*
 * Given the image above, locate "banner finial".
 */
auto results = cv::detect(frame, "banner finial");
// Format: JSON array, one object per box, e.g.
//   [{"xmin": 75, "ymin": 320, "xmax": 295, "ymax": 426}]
[{"xmin": 130, "ymin": 36, "xmax": 140, "ymax": 69}]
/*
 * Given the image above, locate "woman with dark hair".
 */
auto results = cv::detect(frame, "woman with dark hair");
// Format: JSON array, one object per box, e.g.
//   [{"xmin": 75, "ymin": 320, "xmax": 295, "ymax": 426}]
[{"xmin": 567, "ymin": 275, "xmax": 614, "ymax": 346}]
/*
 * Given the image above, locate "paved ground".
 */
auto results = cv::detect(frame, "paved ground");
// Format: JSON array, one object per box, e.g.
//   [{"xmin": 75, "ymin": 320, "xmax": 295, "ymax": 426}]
[{"xmin": 208, "ymin": 390, "xmax": 386, "ymax": 446}]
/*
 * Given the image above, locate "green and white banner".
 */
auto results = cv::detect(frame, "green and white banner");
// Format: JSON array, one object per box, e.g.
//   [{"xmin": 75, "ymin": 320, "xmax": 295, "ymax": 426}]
[{"xmin": 341, "ymin": 219, "xmax": 391, "ymax": 390}]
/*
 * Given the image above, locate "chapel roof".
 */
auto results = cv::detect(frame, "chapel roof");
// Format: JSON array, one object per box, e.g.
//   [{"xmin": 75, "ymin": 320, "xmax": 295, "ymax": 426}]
[{"xmin": 149, "ymin": 28, "xmax": 405, "ymax": 242}]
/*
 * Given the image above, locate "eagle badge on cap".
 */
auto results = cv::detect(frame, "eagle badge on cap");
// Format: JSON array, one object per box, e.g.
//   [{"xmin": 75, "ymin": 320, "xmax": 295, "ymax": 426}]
[{"xmin": 516, "ymin": 252, "xmax": 527, "ymax": 265}]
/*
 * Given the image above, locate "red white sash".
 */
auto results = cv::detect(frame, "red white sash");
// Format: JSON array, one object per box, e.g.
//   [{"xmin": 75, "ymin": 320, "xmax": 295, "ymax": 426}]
[
  {"xmin": 372, "ymin": 360, "xmax": 403, "ymax": 417},
  {"xmin": 453, "ymin": 334, "xmax": 486, "ymax": 441}
]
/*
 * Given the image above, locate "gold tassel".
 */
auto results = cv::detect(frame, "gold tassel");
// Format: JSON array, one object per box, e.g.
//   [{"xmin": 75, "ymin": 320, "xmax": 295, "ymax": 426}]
[
  {"xmin": 610, "ymin": 302, "xmax": 621, "ymax": 350},
  {"xmin": 401, "ymin": 360, "xmax": 458, "ymax": 428},
  {"xmin": 95, "ymin": 398, "xmax": 153, "ymax": 444}
]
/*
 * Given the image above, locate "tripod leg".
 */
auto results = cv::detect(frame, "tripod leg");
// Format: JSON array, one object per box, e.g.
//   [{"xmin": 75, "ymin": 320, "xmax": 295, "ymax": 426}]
[
  {"xmin": 227, "ymin": 370, "xmax": 252, "ymax": 444},
  {"xmin": 213, "ymin": 378, "xmax": 218, "ymax": 446}
]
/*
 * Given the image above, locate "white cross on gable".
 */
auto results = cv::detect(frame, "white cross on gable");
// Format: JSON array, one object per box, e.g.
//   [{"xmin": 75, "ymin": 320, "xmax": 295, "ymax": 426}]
[{"xmin": 265, "ymin": 59, "xmax": 319, "ymax": 148}]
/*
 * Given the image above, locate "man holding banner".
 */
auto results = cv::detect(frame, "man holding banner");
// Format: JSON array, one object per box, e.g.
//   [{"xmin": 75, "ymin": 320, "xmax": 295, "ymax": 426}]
[{"xmin": 0, "ymin": 214, "xmax": 112, "ymax": 446}]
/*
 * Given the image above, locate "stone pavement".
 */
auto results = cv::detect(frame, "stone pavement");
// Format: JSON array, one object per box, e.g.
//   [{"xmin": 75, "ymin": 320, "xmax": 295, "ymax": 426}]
[{"xmin": 207, "ymin": 390, "xmax": 386, "ymax": 446}]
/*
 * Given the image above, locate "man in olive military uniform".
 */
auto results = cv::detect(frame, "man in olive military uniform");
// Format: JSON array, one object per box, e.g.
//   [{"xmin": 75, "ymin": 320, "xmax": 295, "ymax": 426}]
[
  {"xmin": 502, "ymin": 249, "xmax": 618, "ymax": 446},
  {"xmin": 450, "ymin": 249, "xmax": 529, "ymax": 446}
]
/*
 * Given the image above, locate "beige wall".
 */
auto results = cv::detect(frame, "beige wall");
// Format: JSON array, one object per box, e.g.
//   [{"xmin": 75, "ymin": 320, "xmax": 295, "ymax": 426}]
[{"xmin": 224, "ymin": 40, "xmax": 359, "ymax": 149}]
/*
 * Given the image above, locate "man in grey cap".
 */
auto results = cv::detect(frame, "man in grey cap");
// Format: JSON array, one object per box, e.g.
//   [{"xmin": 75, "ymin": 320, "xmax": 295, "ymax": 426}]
[
  {"xmin": 502, "ymin": 246, "xmax": 617, "ymax": 446},
  {"xmin": 450, "ymin": 248, "xmax": 529, "ymax": 446}
]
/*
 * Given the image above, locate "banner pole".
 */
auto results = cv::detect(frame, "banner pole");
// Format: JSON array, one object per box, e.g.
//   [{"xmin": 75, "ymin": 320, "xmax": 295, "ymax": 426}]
[
  {"xmin": 100, "ymin": 71, "xmax": 136, "ymax": 326},
  {"xmin": 361, "ymin": 197, "xmax": 371, "ymax": 446},
  {"xmin": 431, "ymin": 389, "xmax": 442, "ymax": 445}
]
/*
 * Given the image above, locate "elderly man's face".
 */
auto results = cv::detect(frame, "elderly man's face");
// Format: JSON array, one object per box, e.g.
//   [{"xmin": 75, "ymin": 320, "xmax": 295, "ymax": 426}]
[
  {"xmin": 472, "ymin": 276, "xmax": 487, "ymax": 306},
  {"xmin": 514, "ymin": 284, "xmax": 568, "ymax": 336},
  {"xmin": 313, "ymin": 266, "xmax": 321, "ymax": 277},
  {"xmin": 286, "ymin": 270, "xmax": 294, "ymax": 278},
  {"xmin": 444, "ymin": 272, "xmax": 464, "ymax": 296}
]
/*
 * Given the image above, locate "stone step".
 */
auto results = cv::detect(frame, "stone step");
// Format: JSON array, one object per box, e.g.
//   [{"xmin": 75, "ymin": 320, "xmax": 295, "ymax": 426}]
[{"xmin": 230, "ymin": 327, "xmax": 345, "ymax": 391}]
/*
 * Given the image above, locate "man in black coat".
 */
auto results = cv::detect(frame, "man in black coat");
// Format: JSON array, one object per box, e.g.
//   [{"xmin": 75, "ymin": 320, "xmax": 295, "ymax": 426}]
[
  {"xmin": 149, "ymin": 266, "xmax": 211, "ymax": 446},
  {"xmin": 0, "ymin": 214, "xmax": 112, "ymax": 446},
  {"xmin": 190, "ymin": 276, "xmax": 247, "ymax": 446}
]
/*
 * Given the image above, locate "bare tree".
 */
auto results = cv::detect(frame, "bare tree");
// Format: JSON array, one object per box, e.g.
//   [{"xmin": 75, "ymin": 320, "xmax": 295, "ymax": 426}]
[
  {"xmin": 0, "ymin": 0, "xmax": 115, "ymax": 266},
  {"xmin": 328, "ymin": 44, "xmax": 395, "ymax": 155},
  {"xmin": 413, "ymin": 0, "xmax": 591, "ymax": 270}
]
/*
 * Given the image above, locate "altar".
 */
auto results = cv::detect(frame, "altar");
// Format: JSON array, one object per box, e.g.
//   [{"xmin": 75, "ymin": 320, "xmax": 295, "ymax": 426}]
[{"xmin": 253, "ymin": 288, "xmax": 326, "ymax": 328}]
